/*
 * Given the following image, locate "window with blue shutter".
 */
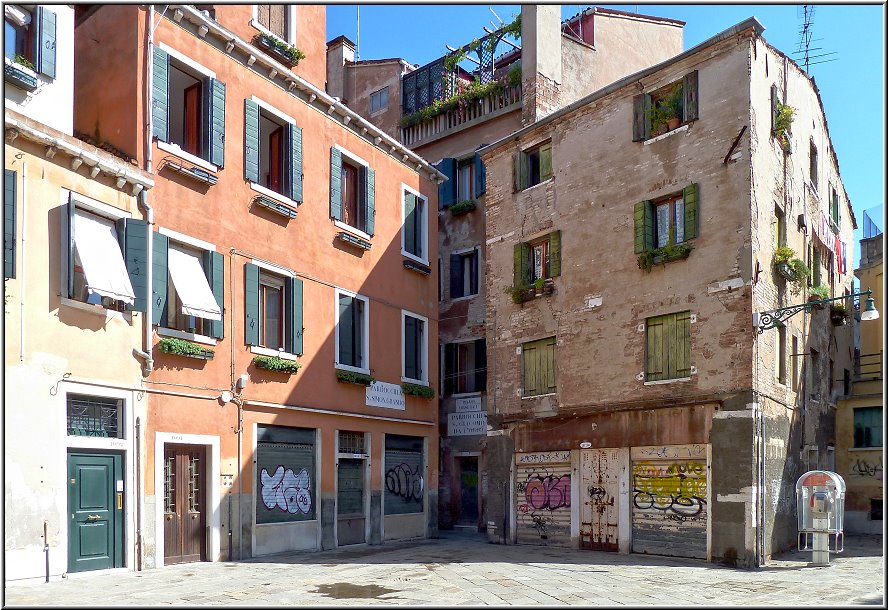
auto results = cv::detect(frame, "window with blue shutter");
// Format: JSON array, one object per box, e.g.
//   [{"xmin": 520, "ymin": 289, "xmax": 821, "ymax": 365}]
[
  {"xmin": 152, "ymin": 48, "xmax": 170, "ymax": 142},
  {"xmin": 288, "ymin": 124, "xmax": 303, "ymax": 203},
  {"xmin": 285, "ymin": 276, "xmax": 304, "ymax": 355},
  {"xmin": 402, "ymin": 190, "xmax": 426, "ymax": 261},
  {"xmin": 473, "ymin": 150, "xmax": 486, "ymax": 198},
  {"xmin": 403, "ymin": 314, "xmax": 425, "ymax": 382},
  {"xmin": 244, "ymin": 263, "xmax": 260, "ymax": 346},
  {"xmin": 438, "ymin": 158, "xmax": 457, "ymax": 208},
  {"xmin": 4, "ymin": 170, "xmax": 16, "ymax": 279},
  {"xmin": 337, "ymin": 292, "xmax": 367, "ymax": 370},
  {"xmin": 364, "ymin": 167, "xmax": 375, "ymax": 236},
  {"xmin": 204, "ymin": 250, "xmax": 224, "ymax": 339},
  {"xmin": 330, "ymin": 147, "xmax": 343, "ymax": 221},
  {"xmin": 123, "ymin": 219, "xmax": 149, "ymax": 312},
  {"xmin": 33, "ymin": 7, "xmax": 56, "ymax": 79},
  {"xmin": 152, "ymin": 232, "xmax": 169, "ymax": 323}
]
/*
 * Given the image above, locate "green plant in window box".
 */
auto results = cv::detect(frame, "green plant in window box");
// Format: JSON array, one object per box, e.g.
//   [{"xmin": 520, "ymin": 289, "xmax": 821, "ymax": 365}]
[
  {"xmin": 336, "ymin": 369, "xmax": 375, "ymax": 386},
  {"xmin": 254, "ymin": 32, "xmax": 306, "ymax": 66},
  {"xmin": 637, "ymin": 240, "xmax": 694, "ymax": 273},
  {"xmin": 647, "ymin": 84, "xmax": 683, "ymax": 135},
  {"xmin": 253, "ymin": 355, "xmax": 302, "ymax": 374},
  {"xmin": 504, "ymin": 282, "xmax": 533, "ymax": 304},
  {"xmin": 401, "ymin": 382, "xmax": 435, "ymax": 399},
  {"xmin": 829, "ymin": 303, "xmax": 849, "ymax": 326},
  {"xmin": 157, "ymin": 337, "xmax": 214, "ymax": 360},
  {"xmin": 449, "ymin": 199, "xmax": 477, "ymax": 215},
  {"xmin": 13, "ymin": 54, "xmax": 35, "ymax": 71},
  {"xmin": 774, "ymin": 103, "xmax": 796, "ymax": 151},
  {"xmin": 808, "ymin": 284, "xmax": 830, "ymax": 309}
]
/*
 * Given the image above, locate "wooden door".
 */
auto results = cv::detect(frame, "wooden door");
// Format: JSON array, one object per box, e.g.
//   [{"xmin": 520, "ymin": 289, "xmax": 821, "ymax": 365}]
[
  {"xmin": 68, "ymin": 452, "xmax": 124, "ymax": 572},
  {"xmin": 163, "ymin": 444, "xmax": 207, "ymax": 564},
  {"xmin": 336, "ymin": 458, "xmax": 365, "ymax": 546},
  {"xmin": 579, "ymin": 448, "xmax": 620, "ymax": 551}
]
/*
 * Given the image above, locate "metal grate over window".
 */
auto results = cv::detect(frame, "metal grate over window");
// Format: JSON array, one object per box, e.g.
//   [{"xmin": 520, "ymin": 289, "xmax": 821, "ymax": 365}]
[
  {"xmin": 338, "ymin": 431, "xmax": 365, "ymax": 455},
  {"xmin": 66, "ymin": 394, "xmax": 123, "ymax": 438}
]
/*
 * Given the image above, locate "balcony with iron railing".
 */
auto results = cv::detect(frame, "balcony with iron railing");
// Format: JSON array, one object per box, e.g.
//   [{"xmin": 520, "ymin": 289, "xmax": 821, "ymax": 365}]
[{"xmin": 854, "ymin": 351, "xmax": 883, "ymax": 382}]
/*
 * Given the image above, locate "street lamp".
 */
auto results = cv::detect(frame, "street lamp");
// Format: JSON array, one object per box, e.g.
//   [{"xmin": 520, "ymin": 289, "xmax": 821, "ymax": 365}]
[{"xmin": 753, "ymin": 288, "xmax": 879, "ymax": 334}]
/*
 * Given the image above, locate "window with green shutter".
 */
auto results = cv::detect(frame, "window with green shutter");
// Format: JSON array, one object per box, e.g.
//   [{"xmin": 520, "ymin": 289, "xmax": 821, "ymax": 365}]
[
  {"xmin": 514, "ymin": 141, "xmax": 552, "ymax": 191},
  {"xmin": 634, "ymin": 184, "xmax": 698, "ymax": 258},
  {"xmin": 244, "ymin": 101, "xmax": 304, "ymax": 204},
  {"xmin": 243, "ymin": 264, "xmax": 304, "ymax": 354},
  {"xmin": 522, "ymin": 336, "xmax": 556, "ymax": 397},
  {"xmin": 403, "ymin": 313, "xmax": 426, "ymax": 383},
  {"xmin": 512, "ymin": 231, "xmax": 561, "ymax": 288},
  {"xmin": 4, "ymin": 169, "xmax": 16, "ymax": 279},
  {"xmin": 331, "ymin": 147, "xmax": 375, "ymax": 235},
  {"xmin": 403, "ymin": 189, "xmax": 427, "ymax": 261},
  {"xmin": 336, "ymin": 290, "xmax": 368, "ymax": 371},
  {"xmin": 632, "ymin": 71, "xmax": 699, "ymax": 142},
  {"xmin": 645, "ymin": 311, "xmax": 692, "ymax": 382}
]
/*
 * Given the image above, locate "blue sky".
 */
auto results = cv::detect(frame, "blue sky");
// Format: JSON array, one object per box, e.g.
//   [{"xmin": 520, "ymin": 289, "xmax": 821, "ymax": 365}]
[{"xmin": 327, "ymin": 4, "xmax": 885, "ymax": 271}]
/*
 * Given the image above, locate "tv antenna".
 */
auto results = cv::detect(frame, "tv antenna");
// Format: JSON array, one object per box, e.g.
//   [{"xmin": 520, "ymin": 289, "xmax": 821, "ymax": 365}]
[{"xmin": 792, "ymin": 5, "xmax": 838, "ymax": 73}]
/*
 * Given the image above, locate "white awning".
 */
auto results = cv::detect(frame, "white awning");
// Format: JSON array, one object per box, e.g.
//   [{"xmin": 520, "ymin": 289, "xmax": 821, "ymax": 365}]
[
  {"xmin": 5, "ymin": 5, "xmax": 31, "ymax": 27},
  {"xmin": 73, "ymin": 211, "xmax": 136, "ymax": 305},
  {"xmin": 167, "ymin": 246, "xmax": 222, "ymax": 320}
]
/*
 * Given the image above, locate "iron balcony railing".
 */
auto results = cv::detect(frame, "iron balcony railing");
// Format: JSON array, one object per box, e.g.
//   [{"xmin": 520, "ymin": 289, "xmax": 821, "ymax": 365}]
[{"xmin": 854, "ymin": 351, "xmax": 883, "ymax": 382}]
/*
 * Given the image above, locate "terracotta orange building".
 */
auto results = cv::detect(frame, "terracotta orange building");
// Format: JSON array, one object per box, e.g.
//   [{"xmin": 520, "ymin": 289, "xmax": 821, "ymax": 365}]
[{"xmin": 73, "ymin": 4, "xmax": 443, "ymax": 567}]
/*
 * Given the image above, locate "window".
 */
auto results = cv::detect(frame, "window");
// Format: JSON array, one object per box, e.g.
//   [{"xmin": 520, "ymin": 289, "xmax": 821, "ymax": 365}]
[
  {"xmin": 153, "ymin": 47, "xmax": 226, "ymax": 167},
  {"xmin": 245, "ymin": 99, "xmax": 303, "ymax": 204},
  {"xmin": 443, "ymin": 340, "xmax": 486, "ymax": 395},
  {"xmin": 522, "ymin": 336, "xmax": 556, "ymax": 397},
  {"xmin": 384, "ymin": 435, "xmax": 424, "ymax": 515},
  {"xmin": 450, "ymin": 247, "xmax": 479, "ymax": 299},
  {"xmin": 437, "ymin": 153, "xmax": 486, "ymax": 208},
  {"xmin": 776, "ymin": 325, "xmax": 787, "ymax": 385},
  {"xmin": 774, "ymin": 205, "xmax": 785, "ymax": 248},
  {"xmin": 255, "ymin": 5, "xmax": 292, "ymax": 42},
  {"xmin": 4, "ymin": 6, "xmax": 55, "ymax": 78},
  {"xmin": 792, "ymin": 335, "xmax": 799, "ymax": 391},
  {"xmin": 160, "ymin": 242, "xmax": 222, "ymax": 337},
  {"xmin": 336, "ymin": 290, "xmax": 368, "ymax": 372},
  {"xmin": 634, "ymin": 184, "xmax": 698, "ymax": 254},
  {"xmin": 331, "ymin": 147, "xmax": 375, "ymax": 236},
  {"xmin": 514, "ymin": 141, "xmax": 552, "ymax": 191},
  {"xmin": 809, "ymin": 348, "xmax": 820, "ymax": 401},
  {"xmin": 256, "ymin": 425, "xmax": 316, "ymax": 523},
  {"xmin": 64, "ymin": 194, "xmax": 138, "ymax": 311},
  {"xmin": 402, "ymin": 188, "xmax": 427, "ymax": 263},
  {"xmin": 514, "ymin": 231, "xmax": 561, "ymax": 287},
  {"xmin": 829, "ymin": 184, "xmax": 841, "ymax": 232},
  {"xmin": 809, "ymin": 140, "xmax": 818, "ymax": 191},
  {"xmin": 5, "ymin": 169, "xmax": 16, "ymax": 279},
  {"xmin": 370, "ymin": 87, "xmax": 389, "ymax": 114},
  {"xmin": 244, "ymin": 262, "xmax": 304, "ymax": 355},
  {"xmin": 402, "ymin": 311, "xmax": 427, "ymax": 383},
  {"xmin": 67, "ymin": 394, "xmax": 123, "ymax": 438},
  {"xmin": 812, "ymin": 247, "xmax": 822, "ymax": 287},
  {"xmin": 854, "ymin": 407, "xmax": 882, "ymax": 448},
  {"xmin": 645, "ymin": 311, "xmax": 691, "ymax": 382},
  {"xmin": 632, "ymin": 71, "xmax": 698, "ymax": 141}
]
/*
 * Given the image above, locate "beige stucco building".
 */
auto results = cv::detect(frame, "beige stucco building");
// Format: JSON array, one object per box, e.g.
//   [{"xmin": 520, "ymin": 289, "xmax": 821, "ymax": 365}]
[{"xmin": 479, "ymin": 17, "xmax": 856, "ymax": 567}]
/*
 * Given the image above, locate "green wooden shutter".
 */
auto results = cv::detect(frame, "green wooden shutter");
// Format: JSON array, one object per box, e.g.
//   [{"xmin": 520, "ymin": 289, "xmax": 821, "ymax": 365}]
[
  {"xmin": 364, "ymin": 167, "xmax": 375, "ymax": 235},
  {"xmin": 288, "ymin": 124, "xmax": 303, "ymax": 203},
  {"xmin": 4, "ymin": 170, "xmax": 16, "ymax": 279},
  {"xmin": 209, "ymin": 79, "xmax": 226, "ymax": 167},
  {"xmin": 646, "ymin": 315, "xmax": 666, "ymax": 382},
  {"xmin": 543, "ymin": 337, "xmax": 556, "ymax": 394},
  {"xmin": 632, "ymin": 94, "xmax": 646, "ymax": 141},
  {"xmin": 34, "ymin": 7, "xmax": 57, "ymax": 78},
  {"xmin": 405, "ymin": 316, "xmax": 417, "ymax": 380},
  {"xmin": 443, "ymin": 343, "xmax": 456, "ymax": 396},
  {"xmin": 673, "ymin": 311, "xmax": 692, "ymax": 378},
  {"xmin": 813, "ymin": 248, "xmax": 821, "ymax": 286},
  {"xmin": 404, "ymin": 192, "xmax": 417, "ymax": 256},
  {"xmin": 203, "ymin": 250, "xmax": 224, "ymax": 339},
  {"xmin": 549, "ymin": 230, "xmax": 561, "ymax": 277},
  {"xmin": 244, "ymin": 263, "xmax": 260, "ymax": 346},
  {"xmin": 450, "ymin": 253, "xmax": 462, "ymax": 299},
  {"xmin": 244, "ymin": 99, "xmax": 260, "ymax": 183},
  {"xmin": 683, "ymin": 183, "xmax": 698, "ymax": 240},
  {"xmin": 770, "ymin": 84, "xmax": 779, "ymax": 135},
  {"xmin": 540, "ymin": 143, "xmax": 553, "ymax": 182},
  {"xmin": 330, "ymin": 147, "xmax": 343, "ymax": 221},
  {"xmin": 152, "ymin": 48, "xmax": 169, "ymax": 142},
  {"xmin": 474, "ymin": 339, "xmax": 487, "ymax": 391},
  {"xmin": 438, "ymin": 158, "xmax": 457, "ymax": 207},
  {"xmin": 285, "ymin": 276, "xmax": 304, "ymax": 355},
  {"xmin": 66, "ymin": 194, "xmax": 75, "ymax": 298},
  {"xmin": 634, "ymin": 200, "xmax": 654, "ymax": 253},
  {"xmin": 151, "ymin": 232, "xmax": 169, "ymax": 324},
  {"xmin": 473, "ymin": 151, "xmax": 486, "ymax": 197},
  {"xmin": 683, "ymin": 70, "xmax": 699, "ymax": 122},
  {"xmin": 123, "ymin": 219, "xmax": 149, "ymax": 312},
  {"xmin": 513, "ymin": 242, "xmax": 530, "ymax": 286},
  {"xmin": 338, "ymin": 295, "xmax": 354, "ymax": 366},
  {"xmin": 522, "ymin": 342, "xmax": 538, "ymax": 396}
]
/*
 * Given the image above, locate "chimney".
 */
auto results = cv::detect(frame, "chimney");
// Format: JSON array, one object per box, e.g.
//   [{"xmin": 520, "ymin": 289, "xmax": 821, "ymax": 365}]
[
  {"xmin": 326, "ymin": 35, "xmax": 355, "ymax": 101},
  {"xmin": 521, "ymin": 5, "xmax": 563, "ymax": 125}
]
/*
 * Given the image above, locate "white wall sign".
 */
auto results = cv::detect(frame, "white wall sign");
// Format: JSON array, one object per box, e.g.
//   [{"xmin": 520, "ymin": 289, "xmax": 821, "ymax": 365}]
[
  {"xmin": 365, "ymin": 381, "xmax": 405, "ymax": 410},
  {"xmin": 448, "ymin": 411, "xmax": 487, "ymax": 437},
  {"xmin": 516, "ymin": 450, "xmax": 571, "ymax": 464},
  {"xmin": 455, "ymin": 396, "xmax": 483, "ymax": 412}
]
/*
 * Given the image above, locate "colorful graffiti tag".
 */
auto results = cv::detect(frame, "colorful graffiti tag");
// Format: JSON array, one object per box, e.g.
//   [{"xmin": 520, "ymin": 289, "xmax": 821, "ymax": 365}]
[
  {"xmin": 517, "ymin": 471, "xmax": 571, "ymax": 511},
  {"xmin": 260, "ymin": 465, "xmax": 312, "ymax": 514},
  {"xmin": 632, "ymin": 461, "xmax": 707, "ymax": 519}
]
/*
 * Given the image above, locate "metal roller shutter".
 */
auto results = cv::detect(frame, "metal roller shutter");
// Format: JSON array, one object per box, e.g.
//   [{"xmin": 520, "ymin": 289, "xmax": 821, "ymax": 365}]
[{"xmin": 515, "ymin": 452, "xmax": 572, "ymax": 546}]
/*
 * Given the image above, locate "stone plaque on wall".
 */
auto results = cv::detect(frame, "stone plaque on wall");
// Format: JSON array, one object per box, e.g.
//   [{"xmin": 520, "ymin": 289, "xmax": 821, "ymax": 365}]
[{"xmin": 448, "ymin": 411, "xmax": 487, "ymax": 436}]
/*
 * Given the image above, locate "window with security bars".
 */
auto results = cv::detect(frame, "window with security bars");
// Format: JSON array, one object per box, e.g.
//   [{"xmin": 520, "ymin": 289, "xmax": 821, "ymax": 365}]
[
  {"xmin": 66, "ymin": 394, "xmax": 123, "ymax": 438},
  {"xmin": 338, "ymin": 431, "xmax": 365, "ymax": 455}
]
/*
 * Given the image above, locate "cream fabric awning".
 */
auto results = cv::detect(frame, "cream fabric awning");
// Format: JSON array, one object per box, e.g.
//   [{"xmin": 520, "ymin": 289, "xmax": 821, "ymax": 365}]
[
  {"xmin": 167, "ymin": 246, "xmax": 222, "ymax": 320},
  {"xmin": 73, "ymin": 211, "xmax": 136, "ymax": 305}
]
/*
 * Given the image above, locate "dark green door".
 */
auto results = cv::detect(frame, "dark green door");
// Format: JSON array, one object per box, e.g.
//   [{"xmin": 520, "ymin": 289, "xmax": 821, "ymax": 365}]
[{"xmin": 68, "ymin": 452, "xmax": 124, "ymax": 572}]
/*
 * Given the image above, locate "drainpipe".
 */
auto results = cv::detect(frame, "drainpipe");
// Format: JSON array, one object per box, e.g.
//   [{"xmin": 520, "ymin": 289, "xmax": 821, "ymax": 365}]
[
  {"xmin": 134, "ymin": 190, "xmax": 154, "ymax": 377},
  {"xmin": 19, "ymin": 162, "xmax": 26, "ymax": 362},
  {"xmin": 135, "ymin": 416, "xmax": 142, "ymax": 570}
]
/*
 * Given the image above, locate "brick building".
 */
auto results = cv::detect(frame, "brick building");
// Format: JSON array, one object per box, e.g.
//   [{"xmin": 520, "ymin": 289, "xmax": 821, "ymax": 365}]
[{"xmin": 479, "ymin": 17, "xmax": 856, "ymax": 567}]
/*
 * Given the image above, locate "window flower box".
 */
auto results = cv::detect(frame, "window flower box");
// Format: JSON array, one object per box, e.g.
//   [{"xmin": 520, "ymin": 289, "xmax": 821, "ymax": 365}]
[
  {"xmin": 402, "ymin": 382, "xmax": 435, "ymax": 399},
  {"xmin": 253, "ymin": 355, "xmax": 301, "ymax": 374},
  {"xmin": 449, "ymin": 199, "xmax": 477, "ymax": 215},
  {"xmin": 4, "ymin": 58, "xmax": 38, "ymax": 91},
  {"xmin": 830, "ymin": 304, "xmax": 849, "ymax": 326},
  {"xmin": 775, "ymin": 262, "xmax": 797, "ymax": 281},
  {"xmin": 254, "ymin": 33, "xmax": 305, "ymax": 67},
  {"xmin": 336, "ymin": 231, "xmax": 372, "ymax": 251},
  {"xmin": 637, "ymin": 242, "xmax": 693, "ymax": 273},
  {"xmin": 157, "ymin": 337, "xmax": 214, "ymax": 360},
  {"xmin": 336, "ymin": 369, "xmax": 374, "ymax": 386}
]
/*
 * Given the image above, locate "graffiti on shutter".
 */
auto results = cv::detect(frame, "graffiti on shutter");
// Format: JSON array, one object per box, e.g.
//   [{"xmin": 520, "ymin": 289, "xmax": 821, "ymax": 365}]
[
  {"xmin": 630, "ymin": 444, "xmax": 707, "ymax": 559},
  {"xmin": 515, "ymin": 452, "xmax": 572, "ymax": 546},
  {"xmin": 579, "ymin": 448, "xmax": 621, "ymax": 551}
]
